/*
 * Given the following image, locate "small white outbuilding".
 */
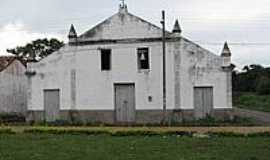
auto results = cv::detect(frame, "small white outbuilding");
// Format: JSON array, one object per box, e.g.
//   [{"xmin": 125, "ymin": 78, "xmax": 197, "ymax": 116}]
[
  {"xmin": 27, "ymin": 4, "xmax": 233, "ymax": 124},
  {"xmin": 0, "ymin": 56, "xmax": 27, "ymax": 115}
]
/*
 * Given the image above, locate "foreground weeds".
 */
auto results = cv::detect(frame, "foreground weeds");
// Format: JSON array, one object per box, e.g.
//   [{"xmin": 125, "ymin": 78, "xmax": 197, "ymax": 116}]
[{"xmin": 21, "ymin": 126, "xmax": 270, "ymax": 137}]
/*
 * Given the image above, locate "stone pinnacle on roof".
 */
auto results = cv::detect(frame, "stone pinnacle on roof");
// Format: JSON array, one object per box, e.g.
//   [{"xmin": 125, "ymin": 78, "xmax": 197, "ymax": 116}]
[
  {"xmin": 68, "ymin": 24, "xmax": 77, "ymax": 39},
  {"xmin": 221, "ymin": 42, "xmax": 232, "ymax": 57},
  {"xmin": 119, "ymin": 0, "xmax": 128, "ymax": 13},
  {"xmin": 172, "ymin": 19, "xmax": 182, "ymax": 33}
]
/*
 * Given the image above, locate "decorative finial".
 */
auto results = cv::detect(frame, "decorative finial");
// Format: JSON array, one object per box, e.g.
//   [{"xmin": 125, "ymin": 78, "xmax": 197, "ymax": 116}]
[
  {"xmin": 221, "ymin": 42, "xmax": 232, "ymax": 57},
  {"xmin": 172, "ymin": 19, "xmax": 182, "ymax": 33},
  {"xmin": 119, "ymin": 0, "xmax": 128, "ymax": 13},
  {"xmin": 221, "ymin": 41, "xmax": 232, "ymax": 68},
  {"xmin": 68, "ymin": 24, "xmax": 77, "ymax": 38},
  {"xmin": 68, "ymin": 24, "xmax": 77, "ymax": 44},
  {"xmin": 120, "ymin": 0, "xmax": 125, "ymax": 7}
]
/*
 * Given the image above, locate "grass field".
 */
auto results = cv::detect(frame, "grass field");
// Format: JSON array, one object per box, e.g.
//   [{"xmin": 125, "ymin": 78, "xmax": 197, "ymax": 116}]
[
  {"xmin": 233, "ymin": 92, "xmax": 270, "ymax": 112},
  {"xmin": 0, "ymin": 134, "xmax": 269, "ymax": 160}
]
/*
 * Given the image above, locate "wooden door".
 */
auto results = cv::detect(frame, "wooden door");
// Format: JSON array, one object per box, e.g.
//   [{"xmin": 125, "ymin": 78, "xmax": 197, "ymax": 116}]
[
  {"xmin": 44, "ymin": 89, "xmax": 60, "ymax": 122},
  {"xmin": 115, "ymin": 84, "xmax": 135, "ymax": 123},
  {"xmin": 194, "ymin": 87, "xmax": 213, "ymax": 119}
]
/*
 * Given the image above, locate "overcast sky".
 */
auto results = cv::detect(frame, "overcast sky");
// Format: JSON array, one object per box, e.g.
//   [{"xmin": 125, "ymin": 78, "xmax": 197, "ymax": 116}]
[{"xmin": 0, "ymin": 0, "xmax": 270, "ymax": 68}]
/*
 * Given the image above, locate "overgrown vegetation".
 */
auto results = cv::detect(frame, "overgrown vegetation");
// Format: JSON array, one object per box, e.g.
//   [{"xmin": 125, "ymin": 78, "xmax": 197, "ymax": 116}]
[
  {"xmin": 232, "ymin": 64, "xmax": 270, "ymax": 112},
  {"xmin": 0, "ymin": 128, "xmax": 14, "ymax": 134},
  {"xmin": 25, "ymin": 114, "xmax": 256, "ymax": 127},
  {"xmin": 22, "ymin": 126, "xmax": 270, "ymax": 137},
  {"xmin": 24, "ymin": 127, "xmax": 195, "ymax": 137},
  {"xmin": 181, "ymin": 115, "xmax": 256, "ymax": 126},
  {"xmin": 233, "ymin": 64, "xmax": 270, "ymax": 95},
  {"xmin": 0, "ymin": 113, "xmax": 25, "ymax": 124},
  {"xmin": 2, "ymin": 126, "xmax": 270, "ymax": 139},
  {"xmin": 233, "ymin": 92, "xmax": 270, "ymax": 112}
]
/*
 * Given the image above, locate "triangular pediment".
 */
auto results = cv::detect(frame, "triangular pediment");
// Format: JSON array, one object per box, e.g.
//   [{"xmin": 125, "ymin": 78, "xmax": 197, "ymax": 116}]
[{"xmin": 79, "ymin": 12, "xmax": 170, "ymax": 40}]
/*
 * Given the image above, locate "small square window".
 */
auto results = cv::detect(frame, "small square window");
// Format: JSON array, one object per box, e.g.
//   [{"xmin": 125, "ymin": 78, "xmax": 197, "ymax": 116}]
[
  {"xmin": 101, "ymin": 49, "xmax": 111, "ymax": 71},
  {"xmin": 137, "ymin": 48, "xmax": 149, "ymax": 70}
]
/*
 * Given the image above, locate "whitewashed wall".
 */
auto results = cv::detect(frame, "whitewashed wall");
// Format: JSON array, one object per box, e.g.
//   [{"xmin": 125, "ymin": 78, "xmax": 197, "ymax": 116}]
[
  {"xmin": 0, "ymin": 60, "xmax": 27, "ymax": 114},
  {"xmin": 28, "ymin": 41, "xmax": 175, "ymax": 111},
  {"xmin": 28, "ymin": 38, "xmax": 231, "ymax": 112},
  {"xmin": 176, "ymin": 38, "xmax": 232, "ymax": 110},
  {"xmin": 28, "ymin": 9, "xmax": 231, "ymax": 113}
]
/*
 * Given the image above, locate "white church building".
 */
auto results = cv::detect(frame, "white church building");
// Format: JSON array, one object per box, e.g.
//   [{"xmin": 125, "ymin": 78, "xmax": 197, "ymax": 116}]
[{"xmin": 26, "ymin": 3, "xmax": 233, "ymax": 124}]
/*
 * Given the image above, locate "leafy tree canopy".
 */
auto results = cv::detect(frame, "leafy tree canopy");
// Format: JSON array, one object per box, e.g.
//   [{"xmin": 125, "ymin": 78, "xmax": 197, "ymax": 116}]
[
  {"xmin": 233, "ymin": 64, "xmax": 270, "ymax": 95},
  {"xmin": 7, "ymin": 38, "xmax": 64, "ymax": 62}
]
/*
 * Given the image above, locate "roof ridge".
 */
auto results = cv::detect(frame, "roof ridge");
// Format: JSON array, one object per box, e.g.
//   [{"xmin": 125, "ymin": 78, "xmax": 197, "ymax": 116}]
[
  {"xmin": 79, "ymin": 13, "xmax": 118, "ymax": 39},
  {"xmin": 78, "ymin": 11, "xmax": 172, "ymax": 39}
]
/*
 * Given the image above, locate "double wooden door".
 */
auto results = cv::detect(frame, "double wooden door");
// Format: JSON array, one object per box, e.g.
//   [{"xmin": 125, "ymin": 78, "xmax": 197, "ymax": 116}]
[
  {"xmin": 194, "ymin": 87, "xmax": 213, "ymax": 119},
  {"xmin": 115, "ymin": 84, "xmax": 135, "ymax": 123}
]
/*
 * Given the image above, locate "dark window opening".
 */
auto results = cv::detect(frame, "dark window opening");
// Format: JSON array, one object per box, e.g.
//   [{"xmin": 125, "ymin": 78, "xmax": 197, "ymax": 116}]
[
  {"xmin": 101, "ymin": 49, "xmax": 111, "ymax": 71},
  {"xmin": 148, "ymin": 96, "xmax": 153, "ymax": 102},
  {"xmin": 137, "ymin": 48, "xmax": 149, "ymax": 70}
]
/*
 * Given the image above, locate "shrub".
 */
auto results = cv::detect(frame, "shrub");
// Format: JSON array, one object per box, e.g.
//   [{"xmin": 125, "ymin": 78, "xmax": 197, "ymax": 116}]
[
  {"xmin": 164, "ymin": 131, "xmax": 195, "ymax": 137},
  {"xmin": 25, "ymin": 128, "xmax": 194, "ymax": 137},
  {"xmin": 47, "ymin": 120, "xmax": 74, "ymax": 127},
  {"xmin": 196, "ymin": 115, "xmax": 219, "ymax": 126},
  {"xmin": 182, "ymin": 115, "xmax": 229, "ymax": 127},
  {"xmin": 207, "ymin": 132, "xmax": 245, "ymax": 137},
  {"xmin": 23, "ymin": 127, "xmax": 270, "ymax": 138},
  {"xmin": 247, "ymin": 132, "xmax": 270, "ymax": 137},
  {"xmin": 256, "ymin": 76, "xmax": 270, "ymax": 95},
  {"xmin": 111, "ymin": 130, "xmax": 160, "ymax": 136},
  {"xmin": 231, "ymin": 116, "xmax": 256, "ymax": 126},
  {"xmin": 24, "ymin": 128, "xmax": 109, "ymax": 135},
  {"xmin": 208, "ymin": 131, "xmax": 270, "ymax": 138},
  {"xmin": 0, "ymin": 128, "xmax": 15, "ymax": 134},
  {"xmin": 0, "ymin": 113, "xmax": 25, "ymax": 123}
]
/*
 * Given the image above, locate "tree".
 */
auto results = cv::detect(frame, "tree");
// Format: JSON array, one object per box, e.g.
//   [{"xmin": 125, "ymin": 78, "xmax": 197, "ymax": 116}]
[
  {"xmin": 250, "ymin": 64, "xmax": 264, "ymax": 71},
  {"xmin": 242, "ymin": 65, "xmax": 250, "ymax": 72},
  {"xmin": 233, "ymin": 64, "xmax": 270, "ymax": 95},
  {"xmin": 256, "ymin": 76, "xmax": 270, "ymax": 95},
  {"xmin": 7, "ymin": 38, "xmax": 64, "ymax": 62}
]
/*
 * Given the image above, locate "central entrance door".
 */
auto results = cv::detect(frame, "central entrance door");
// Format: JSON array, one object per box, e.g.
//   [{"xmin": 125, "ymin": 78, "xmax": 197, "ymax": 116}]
[
  {"xmin": 114, "ymin": 84, "xmax": 136, "ymax": 123},
  {"xmin": 44, "ymin": 89, "xmax": 60, "ymax": 122},
  {"xmin": 194, "ymin": 87, "xmax": 213, "ymax": 119}
]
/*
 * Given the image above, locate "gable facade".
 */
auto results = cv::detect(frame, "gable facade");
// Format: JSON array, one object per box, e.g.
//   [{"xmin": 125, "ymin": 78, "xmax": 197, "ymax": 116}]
[
  {"xmin": 27, "ymin": 6, "xmax": 232, "ymax": 124},
  {"xmin": 0, "ymin": 57, "xmax": 27, "ymax": 115}
]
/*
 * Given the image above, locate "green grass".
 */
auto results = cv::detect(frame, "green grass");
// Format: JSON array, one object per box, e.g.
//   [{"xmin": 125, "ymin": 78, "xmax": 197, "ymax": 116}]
[
  {"xmin": 0, "ymin": 134, "xmax": 270, "ymax": 160},
  {"xmin": 0, "ymin": 128, "xmax": 14, "ymax": 134},
  {"xmin": 234, "ymin": 92, "xmax": 270, "ymax": 112}
]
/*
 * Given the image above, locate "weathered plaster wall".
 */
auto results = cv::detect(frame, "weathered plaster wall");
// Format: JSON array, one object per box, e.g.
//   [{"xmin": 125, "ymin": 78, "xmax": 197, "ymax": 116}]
[
  {"xmin": 174, "ymin": 38, "xmax": 232, "ymax": 110},
  {"xmin": 0, "ymin": 60, "xmax": 27, "ymax": 114},
  {"xmin": 27, "ymin": 50, "xmax": 73, "ymax": 111},
  {"xmin": 28, "ymin": 41, "xmax": 175, "ymax": 112},
  {"xmin": 27, "ymin": 9, "xmax": 232, "ymax": 122},
  {"xmin": 28, "ymin": 38, "xmax": 232, "ymax": 113},
  {"xmin": 80, "ymin": 12, "xmax": 165, "ymax": 40}
]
